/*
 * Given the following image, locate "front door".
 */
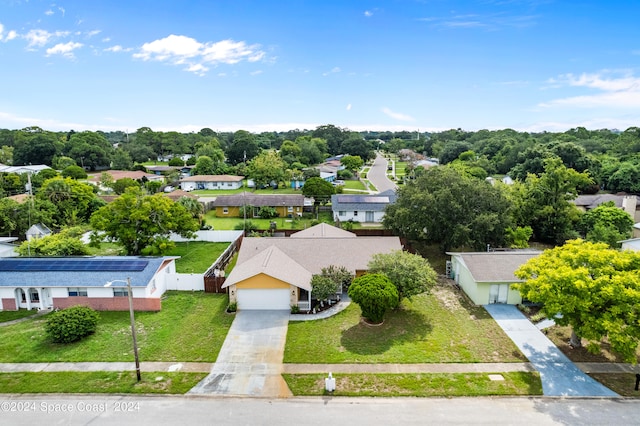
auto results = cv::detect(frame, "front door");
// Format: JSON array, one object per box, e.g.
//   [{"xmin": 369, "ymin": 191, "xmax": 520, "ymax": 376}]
[{"xmin": 489, "ymin": 284, "xmax": 509, "ymax": 304}]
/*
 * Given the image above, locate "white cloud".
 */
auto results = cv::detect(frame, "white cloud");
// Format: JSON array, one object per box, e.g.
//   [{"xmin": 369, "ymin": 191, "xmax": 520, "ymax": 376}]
[
  {"xmin": 381, "ymin": 107, "xmax": 415, "ymax": 122},
  {"xmin": 322, "ymin": 66, "xmax": 341, "ymax": 76},
  {"xmin": 46, "ymin": 41, "xmax": 83, "ymax": 58},
  {"xmin": 346, "ymin": 103, "xmax": 352, "ymax": 111},
  {"xmin": 45, "ymin": 10, "xmax": 54, "ymax": 16},
  {"xmin": 539, "ymin": 71, "xmax": 640, "ymax": 108},
  {"xmin": 133, "ymin": 34, "xmax": 267, "ymax": 75},
  {"xmin": 86, "ymin": 30, "xmax": 101, "ymax": 38},
  {"xmin": 250, "ymin": 70, "xmax": 263, "ymax": 75},
  {"xmin": 23, "ymin": 29, "xmax": 69, "ymax": 48},
  {"xmin": 104, "ymin": 45, "xmax": 126, "ymax": 53},
  {"xmin": 364, "ymin": 10, "xmax": 373, "ymax": 17}
]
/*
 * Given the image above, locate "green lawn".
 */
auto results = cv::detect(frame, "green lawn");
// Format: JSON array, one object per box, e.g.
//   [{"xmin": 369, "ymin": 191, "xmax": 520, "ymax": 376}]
[
  {"xmin": 284, "ymin": 285, "xmax": 525, "ymax": 363},
  {"xmin": 341, "ymin": 180, "xmax": 367, "ymax": 191},
  {"xmin": 588, "ymin": 373, "xmax": 640, "ymax": 397},
  {"xmin": 205, "ymin": 212, "xmax": 334, "ymax": 230},
  {"xmin": 0, "ymin": 309, "xmax": 38, "ymax": 323},
  {"xmin": 164, "ymin": 241, "xmax": 230, "ymax": 273},
  {"xmin": 0, "ymin": 292, "xmax": 233, "ymax": 363},
  {"xmin": 0, "ymin": 371, "xmax": 206, "ymax": 394},
  {"xmin": 284, "ymin": 372, "xmax": 542, "ymax": 397},
  {"xmin": 86, "ymin": 242, "xmax": 125, "ymax": 256}
]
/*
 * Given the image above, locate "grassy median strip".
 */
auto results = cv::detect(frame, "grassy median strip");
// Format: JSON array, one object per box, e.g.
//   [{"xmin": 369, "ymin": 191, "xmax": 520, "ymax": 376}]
[
  {"xmin": 285, "ymin": 287, "xmax": 525, "ymax": 363},
  {"xmin": 0, "ymin": 292, "xmax": 232, "ymax": 363},
  {"xmin": 0, "ymin": 372, "xmax": 207, "ymax": 394},
  {"xmin": 283, "ymin": 372, "xmax": 542, "ymax": 397}
]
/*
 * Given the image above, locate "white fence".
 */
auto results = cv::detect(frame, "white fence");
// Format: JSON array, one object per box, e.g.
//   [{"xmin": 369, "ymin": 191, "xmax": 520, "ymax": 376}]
[
  {"xmin": 170, "ymin": 230, "xmax": 243, "ymax": 243},
  {"xmin": 166, "ymin": 273, "xmax": 205, "ymax": 291}
]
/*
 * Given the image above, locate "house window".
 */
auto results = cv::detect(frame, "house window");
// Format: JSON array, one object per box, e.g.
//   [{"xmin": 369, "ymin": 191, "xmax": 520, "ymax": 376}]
[
  {"xmin": 227, "ymin": 183, "xmax": 233, "ymax": 187},
  {"xmin": 29, "ymin": 289, "xmax": 39, "ymax": 302},
  {"xmin": 353, "ymin": 211, "xmax": 358, "ymax": 216},
  {"xmin": 288, "ymin": 206, "xmax": 293, "ymax": 213},
  {"xmin": 68, "ymin": 288, "xmax": 88, "ymax": 297},
  {"xmin": 339, "ymin": 211, "xmax": 345, "ymax": 216},
  {"xmin": 223, "ymin": 207, "xmax": 229, "ymax": 215},
  {"xmin": 113, "ymin": 288, "xmax": 129, "ymax": 297}
]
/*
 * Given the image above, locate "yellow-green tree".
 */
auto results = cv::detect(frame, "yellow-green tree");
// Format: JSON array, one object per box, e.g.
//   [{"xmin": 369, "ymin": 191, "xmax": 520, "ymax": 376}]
[{"xmin": 514, "ymin": 239, "xmax": 640, "ymax": 362}]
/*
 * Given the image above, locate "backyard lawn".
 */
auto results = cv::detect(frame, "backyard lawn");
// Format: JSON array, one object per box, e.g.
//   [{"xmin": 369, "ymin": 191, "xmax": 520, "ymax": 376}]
[
  {"xmin": 285, "ymin": 283, "xmax": 525, "ymax": 363},
  {"xmin": 0, "ymin": 292, "xmax": 233, "ymax": 363},
  {"xmin": 205, "ymin": 211, "xmax": 334, "ymax": 230},
  {"xmin": 164, "ymin": 241, "xmax": 230, "ymax": 273}
]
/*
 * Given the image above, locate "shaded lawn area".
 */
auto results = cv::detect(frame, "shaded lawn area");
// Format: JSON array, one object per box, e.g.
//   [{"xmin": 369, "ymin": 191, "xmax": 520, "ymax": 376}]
[
  {"xmin": 0, "ymin": 371, "xmax": 206, "ymax": 394},
  {"xmin": 545, "ymin": 325, "xmax": 640, "ymax": 363},
  {"xmin": 0, "ymin": 309, "xmax": 38, "ymax": 323},
  {"xmin": 284, "ymin": 285, "xmax": 525, "ymax": 363},
  {"xmin": 0, "ymin": 292, "xmax": 232, "ymax": 363},
  {"xmin": 283, "ymin": 372, "xmax": 542, "ymax": 397},
  {"xmin": 588, "ymin": 373, "xmax": 640, "ymax": 397},
  {"xmin": 164, "ymin": 241, "xmax": 230, "ymax": 273}
]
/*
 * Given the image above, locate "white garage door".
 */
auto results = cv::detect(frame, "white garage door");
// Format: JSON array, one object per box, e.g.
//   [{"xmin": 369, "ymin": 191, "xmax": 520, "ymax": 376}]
[{"xmin": 236, "ymin": 289, "xmax": 290, "ymax": 310}]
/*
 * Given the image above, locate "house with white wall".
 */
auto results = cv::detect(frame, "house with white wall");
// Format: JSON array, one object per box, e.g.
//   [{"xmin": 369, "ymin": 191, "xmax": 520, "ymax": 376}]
[
  {"xmin": 331, "ymin": 189, "xmax": 397, "ymax": 223},
  {"xmin": 179, "ymin": 175, "xmax": 244, "ymax": 191},
  {"xmin": 0, "ymin": 256, "xmax": 176, "ymax": 312}
]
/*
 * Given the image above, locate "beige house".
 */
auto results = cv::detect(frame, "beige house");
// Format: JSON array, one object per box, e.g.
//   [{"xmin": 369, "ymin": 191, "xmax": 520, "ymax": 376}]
[
  {"xmin": 223, "ymin": 224, "xmax": 402, "ymax": 310},
  {"xmin": 447, "ymin": 251, "xmax": 541, "ymax": 305}
]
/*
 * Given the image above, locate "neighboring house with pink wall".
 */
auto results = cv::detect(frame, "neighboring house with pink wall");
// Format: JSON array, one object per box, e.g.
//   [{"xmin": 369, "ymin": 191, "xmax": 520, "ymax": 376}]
[{"xmin": 0, "ymin": 256, "xmax": 176, "ymax": 312}]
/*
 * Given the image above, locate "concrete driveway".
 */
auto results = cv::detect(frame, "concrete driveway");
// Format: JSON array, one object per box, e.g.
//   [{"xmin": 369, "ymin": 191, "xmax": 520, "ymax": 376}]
[
  {"xmin": 188, "ymin": 310, "xmax": 292, "ymax": 397},
  {"xmin": 484, "ymin": 304, "xmax": 618, "ymax": 397}
]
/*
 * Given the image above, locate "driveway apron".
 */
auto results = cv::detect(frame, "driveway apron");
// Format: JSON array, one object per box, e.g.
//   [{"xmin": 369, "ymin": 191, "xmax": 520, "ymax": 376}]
[
  {"xmin": 484, "ymin": 304, "xmax": 618, "ymax": 397},
  {"xmin": 188, "ymin": 310, "xmax": 292, "ymax": 398}
]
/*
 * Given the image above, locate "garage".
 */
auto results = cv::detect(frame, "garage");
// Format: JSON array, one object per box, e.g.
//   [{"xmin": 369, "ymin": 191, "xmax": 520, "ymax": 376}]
[{"xmin": 236, "ymin": 288, "xmax": 291, "ymax": 310}]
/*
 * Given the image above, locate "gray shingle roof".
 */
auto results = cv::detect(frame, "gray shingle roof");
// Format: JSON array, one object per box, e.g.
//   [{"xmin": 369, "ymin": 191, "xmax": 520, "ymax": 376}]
[
  {"xmin": 448, "ymin": 251, "xmax": 541, "ymax": 282},
  {"xmin": 212, "ymin": 192, "xmax": 304, "ymax": 207},
  {"xmin": 222, "ymin": 246, "xmax": 312, "ymax": 290},
  {"xmin": 290, "ymin": 223, "xmax": 356, "ymax": 238},
  {"xmin": 0, "ymin": 256, "xmax": 172, "ymax": 288}
]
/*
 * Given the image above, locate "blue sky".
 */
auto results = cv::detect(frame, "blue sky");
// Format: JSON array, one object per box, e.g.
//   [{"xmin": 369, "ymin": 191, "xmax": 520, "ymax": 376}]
[{"xmin": 1, "ymin": 0, "xmax": 639, "ymax": 134}]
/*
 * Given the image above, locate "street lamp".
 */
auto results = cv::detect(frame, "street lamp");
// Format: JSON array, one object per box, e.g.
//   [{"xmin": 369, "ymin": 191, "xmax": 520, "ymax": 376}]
[{"xmin": 104, "ymin": 277, "xmax": 141, "ymax": 382}]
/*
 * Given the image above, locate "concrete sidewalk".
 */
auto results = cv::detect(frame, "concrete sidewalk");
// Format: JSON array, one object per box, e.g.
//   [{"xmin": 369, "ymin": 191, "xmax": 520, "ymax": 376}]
[
  {"xmin": 0, "ymin": 361, "xmax": 635, "ymax": 374},
  {"xmin": 484, "ymin": 304, "xmax": 619, "ymax": 397}
]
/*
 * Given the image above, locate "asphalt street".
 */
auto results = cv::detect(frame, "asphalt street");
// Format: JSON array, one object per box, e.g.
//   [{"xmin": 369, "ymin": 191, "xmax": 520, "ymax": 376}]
[{"xmin": 1, "ymin": 395, "xmax": 639, "ymax": 425}]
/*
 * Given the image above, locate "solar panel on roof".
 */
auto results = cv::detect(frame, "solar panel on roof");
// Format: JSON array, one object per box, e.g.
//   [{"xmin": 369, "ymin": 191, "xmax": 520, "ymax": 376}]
[
  {"xmin": 0, "ymin": 259, "xmax": 149, "ymax": 272},
  {"xmin": 336, "ymin": 195, "xmax": 389, "ymax": 203}
]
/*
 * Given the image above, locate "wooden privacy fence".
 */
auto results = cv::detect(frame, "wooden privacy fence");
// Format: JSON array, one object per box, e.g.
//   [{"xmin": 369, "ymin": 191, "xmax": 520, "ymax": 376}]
[{"xmin": 203, "ymin": 233, "xmax": 243, "ymax": 293}]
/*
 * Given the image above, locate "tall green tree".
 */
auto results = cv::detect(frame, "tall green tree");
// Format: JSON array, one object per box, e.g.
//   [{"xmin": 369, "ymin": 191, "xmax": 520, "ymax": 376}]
[
  {"xmin": 37, "ymin": 177, "xmax": 98, "ymax": 227},
  {"xmin": 301, "ymin": 177, "xmax": 335, "ymax": 215},
  {"xmin": 226, "ymin": 130, "xmax": 260, "ymax": 165},
  {"xmin": 517, "ymin": 158, "xmax": 592, "ymax": 244},
  {"xmin": 90, "ymin": 187, "xmax": 199, "ymax": 255},
  {"xmin": 246, "ymin": 150, "xmax": 286, "ymax": 188},
  {"xmin": 515, "ymin": 239, "xmax": 640, "ymax": 362},
  {"xmin": 367, "ymin": 250, "xmax": 437, "ymax": 302},
  {"xmin": 578, "ymin": 201, "xmax": 633, "ymax": 248},
  {"xmin": 384, "ymin": 166, "xmax": 512, "ymax": 251}
]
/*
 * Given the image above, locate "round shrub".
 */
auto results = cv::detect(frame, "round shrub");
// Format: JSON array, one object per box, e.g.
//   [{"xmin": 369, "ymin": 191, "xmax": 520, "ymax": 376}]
[
  {"xmin": 45, "ymin": 306, "xmax": 100, "ymax": 343},
  {"xmin": 348, "ymin": 273, "xmax": 399, "ymax": 324}
]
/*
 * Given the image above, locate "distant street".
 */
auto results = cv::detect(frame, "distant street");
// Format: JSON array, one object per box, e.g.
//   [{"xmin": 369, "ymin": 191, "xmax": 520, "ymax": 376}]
[
  {"xmin": 1, "ymin": 395, "xmax": 639, "ymax": 425},
  {"xmin": 367, "ymin": 152, "xmax": 397, "ymax": 193}
]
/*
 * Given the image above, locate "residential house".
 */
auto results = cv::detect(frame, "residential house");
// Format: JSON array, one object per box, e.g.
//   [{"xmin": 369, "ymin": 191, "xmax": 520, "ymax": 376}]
[
  {"xmin": 211, "ymin": 192, "xmax": 304, "ymax": 218},
  {"xmin": 0, "ymin": 256, "xmax": 177, "ymax": 312},
  {"xmin": 0, "ymin": 164, "xmax": 51, "ymax": 175},
  {"xmin": 86, "ymin": 170, "xmax": 164, "ymax": 190},
  {"xmin": 179, "ymin": 175, "xmax": 244, "ymax": 191},
  {"xmin": 26, "ymin": 223, "xmax": 52, "ymax": 241},
  {"xmin": 331, "ymin": 189, "xmax": 397, "ymax": 223},
  {"xmin": 222, "ymin": 223, "xmax": 402, "ymax": 310},
  {"xmin": 620, "ymin": 238, "xmax": 640, "ymax": 251},
  {"xmin": 447, "ymin": 251, "xmax": 541, "ymax": 305},
  {"xmin": 0, "ymin": 237, "xmax": 18, "ymax": 258}
]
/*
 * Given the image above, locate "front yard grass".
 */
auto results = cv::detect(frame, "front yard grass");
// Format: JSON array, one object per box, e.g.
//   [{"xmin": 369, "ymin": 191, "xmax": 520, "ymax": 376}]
[
  {"xmin": 0, "ymin": 292, "xmax": 232, "ymax": 363},
  {"xmin": 0, "ymin": 309, "xmax": 38, "ymax": 323},
  {"xmin": 164, "ymin": 241, "xmax": 230, "ymax": 273},
  {"xmin": 340, "ymin": 180, "xmax": 367, "ymax": 191},
  {"xmin": 588, "ymin": 373, "xmax": 640, "ymax": 397},
  {"xmin": 285, "ymin": 283, "xmax": 525, "ymax": 363},
  {"xmin": 0, "ymin": 371, "xmax": 206, "ymax": 394},
  {"xmin": 283, "ymin": 372, "xmax": 542, "ymax": 397}
]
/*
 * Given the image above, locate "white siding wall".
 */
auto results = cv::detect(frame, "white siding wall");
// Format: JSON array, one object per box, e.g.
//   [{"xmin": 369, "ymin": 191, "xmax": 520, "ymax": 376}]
[
  {"xmin": 165, "ymin": 273, "xmax": 205, "ymax": 291},
  {"xmin": 334, "ymin": 210, "xmax": 385, "ymax": 223}
]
